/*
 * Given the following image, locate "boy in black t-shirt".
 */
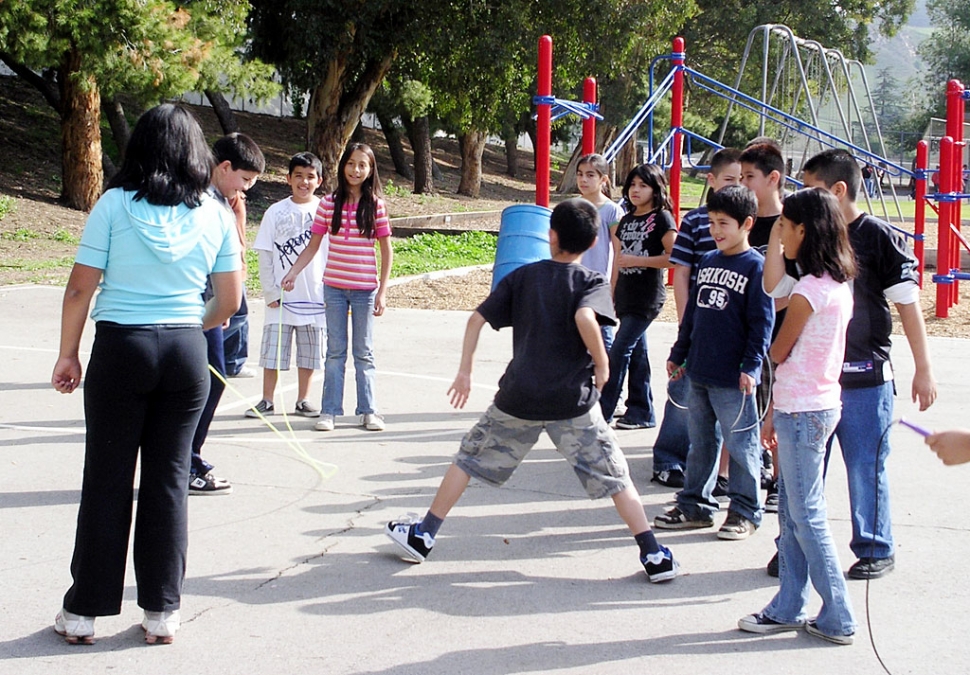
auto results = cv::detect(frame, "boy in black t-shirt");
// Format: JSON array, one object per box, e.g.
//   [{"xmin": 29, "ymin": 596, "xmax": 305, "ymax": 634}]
[{"xmin": 385, "ymin": 198, "xmax": 678, "ymax": 583}]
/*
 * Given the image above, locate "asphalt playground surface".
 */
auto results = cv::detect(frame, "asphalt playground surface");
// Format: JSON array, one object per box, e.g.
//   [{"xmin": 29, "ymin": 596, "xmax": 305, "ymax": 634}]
[{"xmin": 1, "ymin": 282, "xmax": 969, "ymax": 675}]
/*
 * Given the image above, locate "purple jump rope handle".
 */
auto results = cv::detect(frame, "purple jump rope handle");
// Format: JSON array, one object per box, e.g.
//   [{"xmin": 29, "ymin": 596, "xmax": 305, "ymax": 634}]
[{"xmin": 898, "ymin": 418, "xmax": 932, "ymax": 437}]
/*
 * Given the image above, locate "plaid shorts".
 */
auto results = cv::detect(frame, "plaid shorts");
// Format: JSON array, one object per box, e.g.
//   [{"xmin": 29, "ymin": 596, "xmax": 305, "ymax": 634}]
[
  {"xmin": 258, "ymin": 323, "xmax": 322, "ymax": 370},
  {"xmin": 455, "ymin": 404, "xmax": 632, "ymax": 500}
]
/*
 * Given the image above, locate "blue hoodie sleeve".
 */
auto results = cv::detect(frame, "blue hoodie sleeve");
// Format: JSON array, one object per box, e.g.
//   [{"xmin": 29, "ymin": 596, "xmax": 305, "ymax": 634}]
[{"xmin": 740, "ymin": 259, "xmax": 775, "ymax": 382}]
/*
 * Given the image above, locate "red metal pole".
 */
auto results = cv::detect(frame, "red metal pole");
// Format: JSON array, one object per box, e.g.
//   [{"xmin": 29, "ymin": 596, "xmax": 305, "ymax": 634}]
[
  {"xmin": 669, "ymin": 37, "xmax": 685, "ymax": 226},
  {"xmin": 536, "ymin": 36, "xmax": 553, "ymax": 208},
  {"xmin": 915, "ymin": 140, "xmax": 928, "ymax": 287},
  {"xmin": 582, "ymin": 77, "xmax": 597, "ymax": 156},
  {"xmin": 936, "ymin": 135, "xmax": 954, "ymax": 318},
  {"xmin": 947, "ymin": 80, "xmax": 965, "ymax": 303}
]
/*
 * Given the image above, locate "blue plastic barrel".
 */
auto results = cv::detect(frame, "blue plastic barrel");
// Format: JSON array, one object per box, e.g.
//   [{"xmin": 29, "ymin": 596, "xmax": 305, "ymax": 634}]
[{"xmin": 491, "ymin": 204, "xmax": 553, "ymax": 289}]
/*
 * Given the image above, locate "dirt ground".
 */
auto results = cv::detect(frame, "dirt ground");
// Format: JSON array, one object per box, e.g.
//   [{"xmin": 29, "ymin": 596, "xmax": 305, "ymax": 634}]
[{"xmin": 2, "ymin": 75, "xmax": 969, "ymax": 338}]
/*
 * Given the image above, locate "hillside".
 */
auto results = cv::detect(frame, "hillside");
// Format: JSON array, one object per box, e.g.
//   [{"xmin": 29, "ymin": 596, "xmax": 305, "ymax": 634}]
[{"xmin": 0, "ymin": 74, "xmax": 546, "ymax": 287}]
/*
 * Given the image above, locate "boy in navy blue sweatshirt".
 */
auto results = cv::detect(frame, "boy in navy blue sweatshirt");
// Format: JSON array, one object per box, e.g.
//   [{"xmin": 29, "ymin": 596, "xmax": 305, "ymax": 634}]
[{"xmin": 655, "ymin": 186, "xmax": 774, "ymax": 540}]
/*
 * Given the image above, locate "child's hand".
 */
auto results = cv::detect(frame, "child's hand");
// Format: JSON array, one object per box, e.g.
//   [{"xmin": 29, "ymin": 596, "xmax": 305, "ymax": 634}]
[
  {"xmin": 51, "ymin": 356, "xmax": 81, "ymax": 394},
  {"xmin": 739, "ymin": 372, "xmax": 756, "ymax": 396},
  {"xmin": 667, "ymin": 360, "xmax": 685, "ymax": 380},
  {"xmin": 616, "ymin": 253, "xmax": 640, "ymax": 269},
  {"xmin": 280, "ymin": 270, "xmax": 296, "ymax": 291},
  {"xmin": 448, "ymin": 373, "xmax": 472, "ymax": 409},
  {"xmin": 593, "ymin": 363, "xmax": 609, "ymax": 392},
  {"xmin": 374, "ymin": 289, "xmax": 386, "ymax": 316},
  {"xmin": 926, "ymin": 430, "xmax": 970, "ymax": 466},
  {"xmin": 268, "ymin": 300, "xmax": 280, "ymax": 308},
  {"xmin": 760, "ymin": 415, "xmax": 777, "ymax": 451}
]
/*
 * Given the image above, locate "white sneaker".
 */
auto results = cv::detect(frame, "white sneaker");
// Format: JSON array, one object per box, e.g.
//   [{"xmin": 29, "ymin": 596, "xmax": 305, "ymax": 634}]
[
  {"xmin": 142, "ymin": 609, "xmax": 180, "ymax": 644},
  {"xmin": 314, "ymin": 414, "xmax": 335, "ymax": 431},
  {"xmin": 229, "ymin": 366, "xmax": 257, "ymax": 378},
  {"xmin": 54, "ymin": 608, "xmax": 95, "ymax": 644},
  {"xmin": 362, "ymin": 413, "xmax": 385, "ymax": 431}
]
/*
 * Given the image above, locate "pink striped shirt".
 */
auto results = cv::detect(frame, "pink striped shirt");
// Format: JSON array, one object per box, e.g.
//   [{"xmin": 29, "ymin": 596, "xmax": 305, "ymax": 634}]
[{"xmin": 310, "ymin": 195, "xmax": 391, "ymax": 290}]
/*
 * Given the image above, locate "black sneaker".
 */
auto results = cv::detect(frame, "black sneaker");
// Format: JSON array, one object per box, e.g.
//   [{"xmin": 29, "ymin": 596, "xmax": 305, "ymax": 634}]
[
  {"xmin": 245, "ymin": 399, "xmax": 274, "ymax": 419},
  {"xmin": 764, "ymin": 480, "xmax": 779, "ymax": 513},
  {"xmin": 767, "ymin": 551, "xmax": 779, "ymax": 577},
  {"xmin": 654, "ymin": 507, "xmax": 714, "ymax": 530},
  {"xmin": 385, "ymin": 514, "xmax": 434, "ymax": 563},
  {"xmin": 641, "ymin": 545, "xmax": 678, "ymax": 583},
  {"xmin": 847, "ymin": 555, "xmax": 895, "ymax": 580},
  {"xmin": 651, "ymin": 469, "xmax": 685, "ymax": 488},
  {"xmin": 738, "ymin": 612, "xmax": 804, "ymax": 634},
  {"xmin": 712, "ymin": 475, "xmax": 730, "ymax": 498},
  {"xmin": 806, "ymin": 619, "xmax": 854, "ymax": 645},
  {"xmin": 615, "ymin": 417, "xmax": 655, "ymax": 430},
  {"xmin": 189, "ymin": 472, "xmax": 233, "ymax": 495}
]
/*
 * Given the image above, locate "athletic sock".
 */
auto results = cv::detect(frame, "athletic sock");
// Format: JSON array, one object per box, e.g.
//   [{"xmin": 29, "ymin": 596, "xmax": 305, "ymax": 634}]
[
  {"xmin": 634, "ymin": 530, "xmax": 660, "ymax": 559},
  {"xmin": 418, "ymin": 511, "xmax": 444, "ymax": 539}
]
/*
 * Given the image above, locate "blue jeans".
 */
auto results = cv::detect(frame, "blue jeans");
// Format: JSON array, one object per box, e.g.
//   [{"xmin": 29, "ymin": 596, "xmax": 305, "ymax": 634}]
[
  {"xmin": 222, "ymin": 291, "xmax": 249, "ymax": 376},
  {"xmin": 652, "ymin": 374, "xmax": 691, "ymax": 472},
  {"xmin": 600, "ymin": 324, "xmax": 614, "ymax": 354},
  {"xmin": 826, "ymin": 381, "xmax": 895, "ymax": 560},
  {"xmin": 765, "ymin": 409, "xmax": 856, "ymax": 637},
  {"xmin": 323, "ymin": 285, "xmax": 377, "ymax": 416},
  {"xmin": 599, "ymin": 313, "xmax": 656, "ymax": 425},
  {"xmin": 191, "ymin": 325, "xmax": 226, "ymax": 476},
  {"xmin": 678, "ymin": 380, "xmax": 762, "ymax": 525}
]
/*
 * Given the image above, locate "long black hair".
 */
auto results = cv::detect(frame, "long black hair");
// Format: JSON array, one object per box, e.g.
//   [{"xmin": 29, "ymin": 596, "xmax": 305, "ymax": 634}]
[
  {"xmin": 782, "ymin": 187, "xmax": 856, "ymax": 283},
  {"xmin": 107, "ymin": 104, "xmax": 212, "ymax": 207},
  {"xmin": 621, "ymin": 163, "xmax": 673, "ymax": 213},
  {"xmin": 331, "ymin": 143, "xmax": 383, "ymax": 239}
]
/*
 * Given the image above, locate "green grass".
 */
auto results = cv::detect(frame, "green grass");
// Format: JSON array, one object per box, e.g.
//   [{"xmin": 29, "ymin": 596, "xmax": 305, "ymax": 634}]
[
  {"xmin": 1, "ymin": 255, "xmax": 74, "ymax": 272},
  {"xmin": 391, "ymin": 231, "xmax": 497, "ymax": 277},
  {"xmin": 0, "ymin": 195, "xmax": 15, "ymax": 221},
  {"xmin": 51, "ymin": 228, "xmax": 80, "ymax": 244},
  {"xmin": 1, "ymin": 227, "xmax": 39, "ymax": 242}
]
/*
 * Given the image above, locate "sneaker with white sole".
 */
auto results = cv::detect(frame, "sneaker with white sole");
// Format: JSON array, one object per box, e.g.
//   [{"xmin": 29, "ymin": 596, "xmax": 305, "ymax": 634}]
[
  {"xmin": 314, "ymin": 414, "xmax": 335, "ymax": 431},
  {"xmin": 189, "ymin": 472, "xmax": 232, "ymax": 495},
  {"xmin": 54, "ymin": 608, "xmax": 95, "ymax": 644},
  {"xmin": 245, "ymin": 399, "xmax": 274, "ymax": 418},
  {"xmin": 385, "ymin": 514, "xmax": 434, "ymax": 562},
  {"xmin": 642, "ymin": 545, "xmax": 678, "ymax": 582},
  {"xmin": 738, "ymin": 612, "xmax": 804, "ymax": 634},
  {"xmin": 294, "ymin": 399, "xmax": 320, "ymax": 417},
  {"xmin": 229, "ymin": 366, "xmax": 257, "ymax": 378},
  {"xmin": 362, "ymin": 413, "xmax": 385, "ymax": 431},
  {"xmin": 806, "ymin": 619, "xmax": 854, "ymax": 645},
  {"xmin": 717, "ymin": 511, "xmax": 757, "ymax": 540},
  {"xmin": 142, "ymin": 609, "xmax": 180, "ymax": 644},
  {"xmin": 654, "ymin": 507, "xmax": 714, "ymax": 530}
]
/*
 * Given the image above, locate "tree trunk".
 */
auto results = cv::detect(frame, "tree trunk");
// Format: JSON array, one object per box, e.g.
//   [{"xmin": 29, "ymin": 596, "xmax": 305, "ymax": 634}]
[
  {"xmin": 102, "ymin": 96, "xmax": 130, "ymax": 164},
  {"xmin": 351, "ymin": 120, "xmax": 367, "ymax": 143},
  {"xmin": 376, "ymin": 110, "xmax": 413, "ymax": 180},
  {"xmin": 308, "ymin": 53, "xmax": 395, "ymax": 191},
  {"xmin": 457, "ymin": 129, "xmax": 486, "ymax": 197},
  {"xmin": 504, "ymin": 133, "xmax": 518, "ymax": 178},
  {"xmin": 410, "ymin": 115, "xmax": 435, "ymax": 194},
  {"xmin": 615, "ymin": 128, "xmax": 638, "ymax": 190},
  {"xmin": 59, "ymin": 46, "xmax": 103, "ymax": 212},
  {"xmin": 204, "ymin": 90, "xmax": 239, "ymax": 134}
]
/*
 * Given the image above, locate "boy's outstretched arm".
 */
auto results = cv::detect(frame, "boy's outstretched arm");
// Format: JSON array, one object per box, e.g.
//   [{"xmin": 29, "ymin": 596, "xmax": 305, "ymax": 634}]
[
  {"xmin": 448, "ymin": 311, "xmax": 487, "ymax": 409},
  {"xmin": 575, "ymin": 307, "xmax": 609, "ymax": 392}
]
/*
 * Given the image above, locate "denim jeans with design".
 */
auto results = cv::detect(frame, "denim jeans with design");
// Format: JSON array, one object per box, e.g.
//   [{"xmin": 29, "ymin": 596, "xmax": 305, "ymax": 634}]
[
  {"xmin": 322, "ymin": 285, "xmax": 377, "ymax": 416},
  {"xmin": 825, "ymin": 381, "xmax": 895, "ymax": 560},
  {"xmin": 765, "ymin": 409, "xmax": 856, "ymax": 638},
  {"xmin": 677, "ymin": 379, "xmax": 762, "ymax": 525}
]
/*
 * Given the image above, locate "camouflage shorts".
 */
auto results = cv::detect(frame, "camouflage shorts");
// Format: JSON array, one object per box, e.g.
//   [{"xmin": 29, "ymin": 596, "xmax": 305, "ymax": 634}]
[{"xmin": 455, "ymin": 404, "xmax": 632, "ymax": 499}]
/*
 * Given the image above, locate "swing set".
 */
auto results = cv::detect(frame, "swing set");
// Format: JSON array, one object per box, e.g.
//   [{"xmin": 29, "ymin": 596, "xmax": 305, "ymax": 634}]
[{"xmin": 532, "ymin": 25, "xmax": 969, "ymax": 318}]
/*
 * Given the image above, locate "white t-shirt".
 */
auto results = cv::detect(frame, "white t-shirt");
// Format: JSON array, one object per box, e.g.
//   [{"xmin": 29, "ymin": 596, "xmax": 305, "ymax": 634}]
[
  {"xmin": 253, "ymin": 197, "xmax": 327, "ymax": 327},
  {"xmin": 773, "ymin": 273, "xmax": 853, "ymax": 413}
]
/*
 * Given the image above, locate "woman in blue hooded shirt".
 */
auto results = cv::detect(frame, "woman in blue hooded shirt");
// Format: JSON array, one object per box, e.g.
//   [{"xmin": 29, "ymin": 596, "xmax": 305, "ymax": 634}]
[{"xmin": 50, "ymin": 104, "xmax": 242, "ymax": 645}]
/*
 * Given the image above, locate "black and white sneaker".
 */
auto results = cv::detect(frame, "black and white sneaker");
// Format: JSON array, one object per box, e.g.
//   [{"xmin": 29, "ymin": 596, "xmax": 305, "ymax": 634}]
[
  {"xmin": 654, "ymin": 507, "xmax": 714, "ymax": 530},
  {"xmin": 651, "ymin": 469, "xmax": 685, "ymax": 488},
  {"xmin": 385, "ymin": 514, "xmax": 434, "ymax": 563},
  {"xmin": 642, "ymin": 545, "xmax": 678, "ymax": 583},
  {"xmin": 245, "ymin": 399, "xmax": 274, "ymax": 418},
  {"xmin": 738, "ymin": 612, "xmax": 804, "ymax": 634},
  {"xmin": 189, "ymin": 472, "xmax": 233, "ymax": 495},
  {"xmin": 764, "ymin": 481, "xmax": 779, "ymax": 513},
  {"xmin": 294, "ymin": 399, "xmax": 320, "ymax": 417}
]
